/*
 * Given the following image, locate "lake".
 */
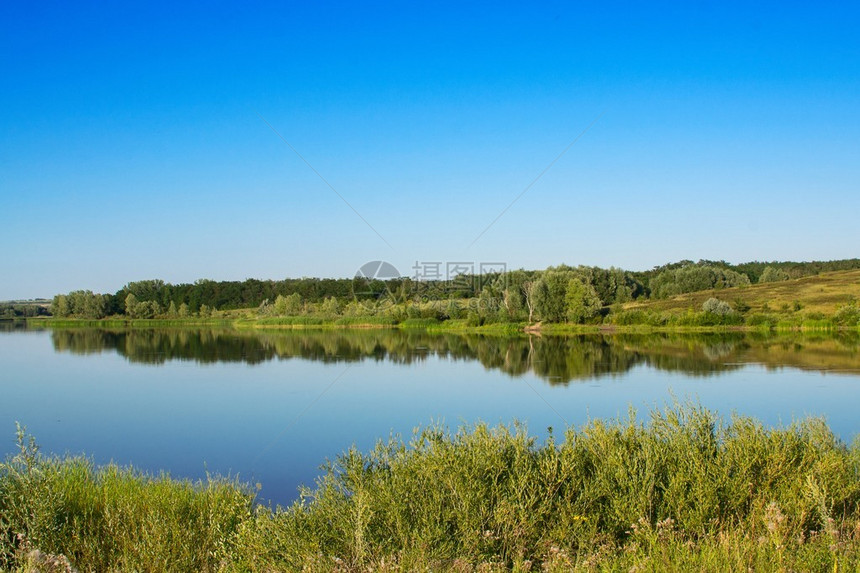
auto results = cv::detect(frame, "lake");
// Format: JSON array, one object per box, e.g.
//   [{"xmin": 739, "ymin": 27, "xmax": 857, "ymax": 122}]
[{"xmin": 2, "ymin": 324, "xmax": 859, "ymax": 506}]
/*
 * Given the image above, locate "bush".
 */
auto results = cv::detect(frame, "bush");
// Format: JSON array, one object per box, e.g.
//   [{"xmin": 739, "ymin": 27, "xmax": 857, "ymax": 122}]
[
  {"xmin": 759, "ymin": 266, "xmax": 790, "ymax": 283},
  {"xmin": 674, "ymin": 310, "xmax": 744, "ymax": 327},
  {"xmin": 834, "ymin": 304, "xmax": 860, "ymax": 326},
  {"xmin": 702, "ymin": 297, "xmax": 732, "ymax": 315},
  {"xmin": 466, "ymin": 311, "xmax": 484, "ymax": 327}
]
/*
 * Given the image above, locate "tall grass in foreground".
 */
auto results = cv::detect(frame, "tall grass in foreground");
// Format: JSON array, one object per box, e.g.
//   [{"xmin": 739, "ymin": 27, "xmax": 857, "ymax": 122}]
[
  {"xmin": 232, "ymin": 404, "xmax": 860, "ymax": 571},
  {"xmin": 0, "ymin": 426, "xmax": 253, "ymax": 572},
  {"xmin": 3, "ymin": 405, "xmax": 860, "ymax": 571}
]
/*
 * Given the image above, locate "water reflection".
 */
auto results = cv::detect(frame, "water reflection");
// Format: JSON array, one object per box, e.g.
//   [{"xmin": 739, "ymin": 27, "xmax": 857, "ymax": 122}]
[
  {"xmin": 0, "ymin": 319, "xmax": 30, "ymax": 332},
  {"xmin": 47, "ymin": 328, "xmax": 860, "ymax": 384}
]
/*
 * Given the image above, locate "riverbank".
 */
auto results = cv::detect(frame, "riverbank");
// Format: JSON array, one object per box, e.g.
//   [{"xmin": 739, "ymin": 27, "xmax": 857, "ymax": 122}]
[
  {"xmin": 24, "ymin": 315, "xmax": 860, "ymax": 337},
  {"xmin": 2, "ymin": 404, "xmax": 858, "ymax": 571}
]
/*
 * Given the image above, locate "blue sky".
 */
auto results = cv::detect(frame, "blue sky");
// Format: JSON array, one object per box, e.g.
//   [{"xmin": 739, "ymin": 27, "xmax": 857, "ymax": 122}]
[{"xmin": 2, "ymin": 1, "xmax": 858, "ymax": 299}]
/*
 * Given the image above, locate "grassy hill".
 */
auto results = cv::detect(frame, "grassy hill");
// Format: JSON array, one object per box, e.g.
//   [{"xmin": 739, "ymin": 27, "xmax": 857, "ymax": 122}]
[{"xmin": 624, "ymin": 269, "xmax": 860, "ymax": 316}]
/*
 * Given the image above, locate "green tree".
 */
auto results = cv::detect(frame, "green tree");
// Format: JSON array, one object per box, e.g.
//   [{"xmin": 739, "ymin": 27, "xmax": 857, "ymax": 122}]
[
  {"xmin": 58, "ymin": 290, "xmax": 108, "ymax": 319},
  {"xmin": 521, "ymin": 280, "xmax": 541, "ymax": 323},
  {"xmin": 565, "ymin": 278, "xmax": 602, "ymax": 323},
  {"xmin": 178, "ymin": 302, "xmax": 190, "ymax": 318},
  {"xmin": 137, "ymin": 300, "xmax": 161, "ymax": 319},
  {"xmin": 51, "ymin": 295, "xmax": 70, "ymax": 318},
  {"xmin": 445, "ymin": 298, "xmax": 462, "ymax": 320},
  {"xmin": 650, "ymin": 264, "xmax": 751, "ymax": 299},
  {"xmin": 125, "ymin": 293, "xmax": 139, "ymax": 317},
  {"xmin": 125, "ymin": 279, "xmax": 167, "ymax": 304},
  {"xmin": 529, "ymin": 279, "xmax": 549, "ymax": 322},
  {"xmin": 257, "ymin": 299, "xmax": 274, "ymax": 317},
  {"xmin": 320, "ymin": 297, "xmax": 341, "ymax": 316},
  {"xmin": 759, "ymin": 266, "xmax": 789, "ymax": 283},
  {"xmin": 533, "ymin": 270, "xmax": 574, "ymax": 323},
  {"xmin": 81, "ymin": 292, "xmax": 107, "ymax": 319},
  {"xmin": 274, "ymin": 293, "xmax": 303, "ymax": 316}
]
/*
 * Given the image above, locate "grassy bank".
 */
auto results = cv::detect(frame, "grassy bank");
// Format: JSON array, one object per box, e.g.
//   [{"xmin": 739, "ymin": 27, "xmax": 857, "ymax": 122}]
[
  {"xmin": 28, "ymin": 317, "xmax": 236, "ymax": 329},
  {"xmin": 31, "ymin": 314, "xmax": 860, "ymax": 335},
  {"xmin": 2, "ymin": 405, "xmax": 860, "ymax": 571}
]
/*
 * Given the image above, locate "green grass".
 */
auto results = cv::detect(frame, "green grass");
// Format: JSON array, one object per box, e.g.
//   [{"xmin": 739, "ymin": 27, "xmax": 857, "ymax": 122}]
[
  {"xmin": 335, "ymin": 315, "xmax": 397, "ymax": 327},
  {"xmin": 421, "ymin": 319, "xmax": 529, "ymax": 336},
  {"xmin": 3, "ymin": 404, "xmax": 860, "ymax": 571},
  {"xmin": 253, "ymin": 316, "xmax": 327, "ymax": 327},
  {"xmin": 248, "ymin": 315, "xmax": 398, "ymax": 329},
  {"xmin": 398, "ymin": 317, "xmax": 443, "ymax": 328},
  {"xmin": 31, "ymin": 317, "xmax": 234, "ymax": 328},
  {"xmin": 0, "ymin": 427, "xmax": 253, "ymax": 572}
]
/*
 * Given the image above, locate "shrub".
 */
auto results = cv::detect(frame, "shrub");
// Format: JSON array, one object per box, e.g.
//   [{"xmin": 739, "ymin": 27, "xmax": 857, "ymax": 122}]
[
  {"xmin": 466, "ymin": 311, "xmax": 484, "ymax": 327},
  {"xmin": 702, "ymin": 298, "xmax": 733, "ymax": 316},
  {"xmin": 834, "ymin": 304, "xmax": 860, "ymax": 326},
  {"xmin": 759, "ymin": 266, "xmax": 790, "ymax": 283},
  {"xmin": 319, "ymin": 297, "xmax": 341, "ymax": 317},
  {"xmin": 675, "ymin": 310, "xmax": 743, "ymax": 327}
]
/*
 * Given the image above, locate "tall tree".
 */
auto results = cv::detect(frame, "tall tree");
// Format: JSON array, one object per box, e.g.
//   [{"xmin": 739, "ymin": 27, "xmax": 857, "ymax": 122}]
[
  {"xmin": 125, "ymin": 293, "xmax": 139, "ymax": 317},
  {"xmin": 51, "ymin": 294, "xmax": 70, "ymax": 318},
  {"xmin": 565, "ymin": 278, "xmax": 602, "ymax": 323}
]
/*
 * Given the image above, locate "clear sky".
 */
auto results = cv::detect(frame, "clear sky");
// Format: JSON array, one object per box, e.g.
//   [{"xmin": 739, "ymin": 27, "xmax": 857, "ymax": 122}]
[{"xmin": 2, "ymin": 1, "xmax": 858, "ymax": 299}]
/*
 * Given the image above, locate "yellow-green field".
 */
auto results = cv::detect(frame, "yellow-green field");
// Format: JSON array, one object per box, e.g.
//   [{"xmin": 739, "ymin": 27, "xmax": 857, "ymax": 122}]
[{"xmin": 624, "ymin": 269, "xmax": 860, "ymax": 316}]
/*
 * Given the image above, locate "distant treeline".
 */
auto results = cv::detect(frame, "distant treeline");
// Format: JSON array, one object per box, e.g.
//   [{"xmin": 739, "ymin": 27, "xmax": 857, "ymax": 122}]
[
  {"xmin": 48, "ymin": 258, "xmax": 860, "ymax": 321},
  {"xmin": 0, "ymin": 302, "xmax": 50, "ymax": 319}
]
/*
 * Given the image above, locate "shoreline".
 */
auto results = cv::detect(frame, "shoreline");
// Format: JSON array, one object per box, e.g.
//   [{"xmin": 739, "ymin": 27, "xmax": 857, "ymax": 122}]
[{"xmin": 21, "ymin": 315, "xmax": 859, "ymax": 335}]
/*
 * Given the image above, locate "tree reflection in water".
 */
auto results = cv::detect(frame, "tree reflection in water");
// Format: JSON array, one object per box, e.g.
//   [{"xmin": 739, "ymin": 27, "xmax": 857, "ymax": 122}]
[{"xmin": 46, "ymin": 328, "xmax": 860, "ymax": 385}]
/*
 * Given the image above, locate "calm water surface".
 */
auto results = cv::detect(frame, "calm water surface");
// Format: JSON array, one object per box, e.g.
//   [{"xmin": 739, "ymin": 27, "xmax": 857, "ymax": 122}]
[{"xmin": 2, "ymin": 325, "xmax": 859, "ymax": 505}]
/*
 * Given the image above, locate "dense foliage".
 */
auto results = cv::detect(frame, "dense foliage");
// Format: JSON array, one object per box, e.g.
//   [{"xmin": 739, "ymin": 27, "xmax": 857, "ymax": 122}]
[
  {"xmin": 2, "ymin": 405, "xmax": 859, "ymax": 571},
  {"xmin": 44, "ymin": 258, "xmax": 860, "ymax": 324},
  {"xmin": 0, "ymin": 302, "xmax": 50, "ymax": 319},
  {"xmin": 648, "ymin": 264, "xmax": 751, "ymax": 299}
]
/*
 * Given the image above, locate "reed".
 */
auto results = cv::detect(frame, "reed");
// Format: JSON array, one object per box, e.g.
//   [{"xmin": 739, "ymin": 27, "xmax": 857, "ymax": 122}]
[{"xmin": 3, "ymin": 404, "xmax": 859, "ymax": 571}]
